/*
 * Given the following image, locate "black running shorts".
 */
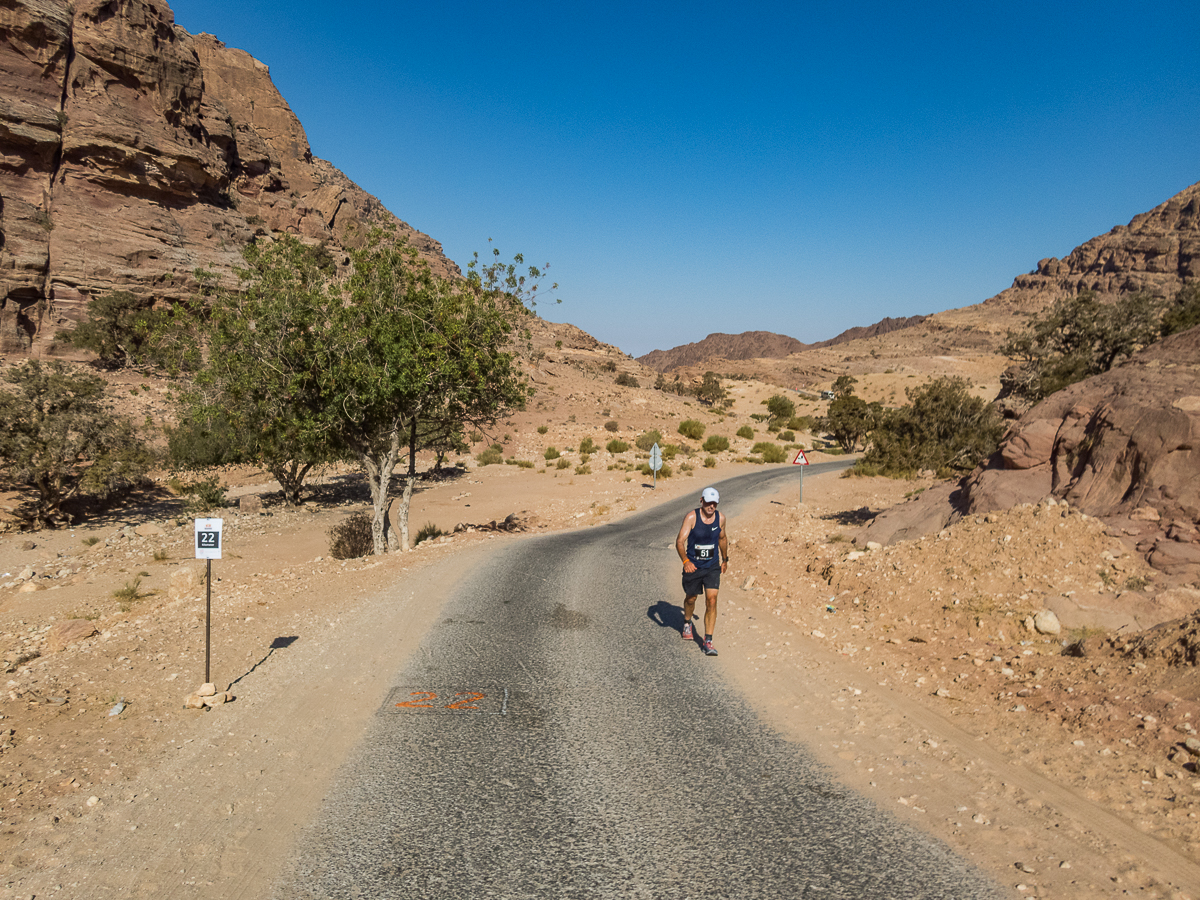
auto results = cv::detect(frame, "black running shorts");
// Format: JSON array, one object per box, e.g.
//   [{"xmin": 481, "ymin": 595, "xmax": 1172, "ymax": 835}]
[{"xmin": 682, "ymin": 564, "xmax": 721, "ymax": 596}]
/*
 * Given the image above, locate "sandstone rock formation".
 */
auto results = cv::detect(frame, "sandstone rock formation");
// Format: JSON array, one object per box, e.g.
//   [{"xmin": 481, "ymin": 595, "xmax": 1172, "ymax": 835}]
[
  {"xmin": 0, "ymin": 0, "xmax": 456, "ymax": 356},
  {"xmin": 985, "ymin": 180, "xmax": 1200, "ymax": 312},
  {"xmin": 860, "ymin": 325, "xmax": 1200, "ymax": 584}
]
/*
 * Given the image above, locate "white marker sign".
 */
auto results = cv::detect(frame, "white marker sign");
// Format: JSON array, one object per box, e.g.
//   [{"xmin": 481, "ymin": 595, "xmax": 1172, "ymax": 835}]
[{"xmin": 194, "ymin": 518, "xmax": 223, "ymax": 559}]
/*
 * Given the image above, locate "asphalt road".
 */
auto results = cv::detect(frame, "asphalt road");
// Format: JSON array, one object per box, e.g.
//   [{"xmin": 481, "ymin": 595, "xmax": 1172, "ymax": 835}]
[{"xmin": 273, "ymin": 463, "xmax": 1002, "ymax": 899}]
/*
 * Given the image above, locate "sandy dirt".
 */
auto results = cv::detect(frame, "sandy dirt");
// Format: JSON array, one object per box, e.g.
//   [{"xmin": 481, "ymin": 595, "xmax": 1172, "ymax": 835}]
[{"xmin": 3, "ymin": 338, "xmax": 1200, "ymax": 898}]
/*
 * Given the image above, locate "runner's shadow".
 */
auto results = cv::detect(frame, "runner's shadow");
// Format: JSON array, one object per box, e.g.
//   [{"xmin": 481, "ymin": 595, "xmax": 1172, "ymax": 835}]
[
  {"xmin": 229, "ymin": 636, "xmax": 299, "ymax": 688},
  {"xmin": 647, "ymin": 600, "xmax": 686, "ymax": 633}
]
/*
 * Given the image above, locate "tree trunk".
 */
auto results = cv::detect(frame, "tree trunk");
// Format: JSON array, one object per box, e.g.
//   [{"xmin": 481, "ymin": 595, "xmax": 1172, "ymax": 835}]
[
  {"xmin": 361, "ymin": 421, "xmax": 402, "ymax": 555},
  {"xmin": 394, "ymin": 418, "xmax": 419, "ymax": 552},
  {"xmin": 270, "ymin": 460, "xmax": 313, "ymax": 507}
]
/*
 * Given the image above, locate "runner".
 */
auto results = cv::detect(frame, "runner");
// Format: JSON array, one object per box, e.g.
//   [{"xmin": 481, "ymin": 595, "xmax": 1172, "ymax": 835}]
[{"xmin": 675, "ymin": 487, "xmax": 729, "ymax": 656}]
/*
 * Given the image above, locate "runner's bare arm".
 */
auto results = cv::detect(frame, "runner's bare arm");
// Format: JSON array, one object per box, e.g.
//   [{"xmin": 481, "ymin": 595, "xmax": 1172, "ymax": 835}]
[
  {"xmin": 719, "ymin": 513, "xmax": 729, "ymax": 573},
  {"xmin": 677, "ymin": 511, "xmax": 697, "ymax": 572}
]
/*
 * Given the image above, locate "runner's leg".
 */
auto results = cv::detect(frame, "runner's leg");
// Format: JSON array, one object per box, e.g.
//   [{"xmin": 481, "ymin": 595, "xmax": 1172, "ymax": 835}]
[{"xmin": 704, "ymin": 588, "xmax": 718, "ymax": 639}]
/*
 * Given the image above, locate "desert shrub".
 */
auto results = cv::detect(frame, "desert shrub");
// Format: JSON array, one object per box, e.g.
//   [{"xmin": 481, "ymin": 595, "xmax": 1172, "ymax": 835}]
[
  {"xmin": 615, "ymin": 373, "xmax": 640, "ymax": 388},
  {"xmin": 578, "ymin": 437, "xmax": 598, "ymax": 454},
  {"xmin": 678, "ymin": 419, "xmax": 705, "ymax": 440},
  {"xmin": 112, "ymin": 577, "xmax": 149, "ymax": 604},
  {"xmin": 556, "ymin": 457, "xmax": 571, "ymax": 469},
  {"xmin": 704, "ymin": 456, "xmax": 717, "ymax": 468},
  {"xmin": 180, "ymin": 475, "xmax": 227, "ymax": 513},
  {"xmin": 789, "ymin": 415, "xmax": 815, "ymax": 431},
  {"xmin": 601, "ymin": 360, "xmax": 617, "ymax": 372},
  {"xmin": 766, "ymin": 394, "xmax": 795, "ymax": 423},
  {"xmin": 329, "ymin": 513, "xmax": 374, "ymax": 559},
  {"xmin": 635, "ymin": 429, "xmax": 663, "ymax": 451},
  {"xmin": 414, "ymin": 522, "xmax": 445, "ymax": 546},
  {"xmin": 779, "ymin": 430, "xmax": 794, "ymax": 442},
  {"xmin": 575, "ymin": 464, "xmax": 591, "ymax": 474},
  {"xmin": 736, "ymin": 425, "xmax": 754, "ymax": 440},
  {"xmin": 639, "ymin": 462, "xmax": 672, "ymax": 477},
  {"xmin": 751, "ymin": 442, "xmax": 788, "ymax": 463},
  {"xmin": 607, "ymin": 438, "xmax": 630, "ymax": 453},
  {"xmin": 860, "ymin": 376, "xmax": 1003, "ymax": 477},
  {"xmin": 476, "ymin": 445, "xmax": 503, "ymax": 466},
  {"xmin": 544, "ymin": 446, "xmax": 561, "ymax": 460},
  {"xmin": 702, "ymin": 435, "xmax": 730, "ymax": 453},
  {"xmin": 537, "ymin": 425, "xmax": 549, "ymax": 434},
  {"xmin": 604, "ymin": 420, "xmax": 619, "ymax": 432}
]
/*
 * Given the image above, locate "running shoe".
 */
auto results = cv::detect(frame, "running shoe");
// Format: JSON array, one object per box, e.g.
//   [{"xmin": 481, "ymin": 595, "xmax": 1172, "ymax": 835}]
[
  {"xmin": 703, "ymin": 639, "xmax": 718, "ymax": 656},
  {"xmin": 681, "ymin": 622, "xmax": 693, "ymax": 640}
]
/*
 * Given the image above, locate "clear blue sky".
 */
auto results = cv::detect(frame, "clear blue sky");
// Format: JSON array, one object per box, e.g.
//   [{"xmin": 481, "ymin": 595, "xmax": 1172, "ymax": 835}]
[{"xmin": 169, "ymin": 0, "xmax": 1199, "ymax": 358}]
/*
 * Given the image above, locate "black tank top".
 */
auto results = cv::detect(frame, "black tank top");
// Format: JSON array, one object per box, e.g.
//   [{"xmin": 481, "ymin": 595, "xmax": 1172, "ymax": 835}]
[{"xmin": 686, "ymin": 508, "xmax": 721, "ymax": 569}]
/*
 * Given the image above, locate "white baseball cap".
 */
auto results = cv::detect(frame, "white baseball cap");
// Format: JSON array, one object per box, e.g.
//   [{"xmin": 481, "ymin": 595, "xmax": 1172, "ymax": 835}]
[{"xmin": 701, "ymin": 487, "xmax": 720, "ymax": 504}]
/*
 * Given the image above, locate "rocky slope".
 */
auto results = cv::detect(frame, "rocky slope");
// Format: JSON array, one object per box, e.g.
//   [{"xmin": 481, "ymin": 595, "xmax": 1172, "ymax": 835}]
[
  {"xmin": 0, "ymin": 0, "xmax": 455, "ymax": 356},
  {"xmin": 984, "ymin": 179, "xmax": 1200, "ymax": 312},
  {"xmin": 858, "ymin": 324, "xmax": 1200, "ymax": 586}
]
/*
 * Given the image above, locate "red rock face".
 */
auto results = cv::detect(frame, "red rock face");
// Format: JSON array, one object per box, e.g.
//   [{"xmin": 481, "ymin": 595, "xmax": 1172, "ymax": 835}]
[
  {"xmin": 987, "ymin": 180, "xmax": 1200, "ymax": 313},
  {"xmin": 0, "ymin": 0, "xmax": 456, "ymax": 355},
  {"xmin": 963, "ymin": 325, "xmax": 1200, "ymax": 580}
]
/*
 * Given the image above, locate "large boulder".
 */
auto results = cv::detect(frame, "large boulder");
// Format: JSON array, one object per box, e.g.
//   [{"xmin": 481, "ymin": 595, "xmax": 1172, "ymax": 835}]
[{"xmin": 959, "ymin": 325, "xmax": 1200, "ymax": 582}]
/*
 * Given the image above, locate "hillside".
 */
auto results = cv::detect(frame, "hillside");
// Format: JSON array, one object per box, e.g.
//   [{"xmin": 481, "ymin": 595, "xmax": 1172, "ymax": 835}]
[{"xmin": 0, "ymin": 0, "xmax": 455, "ymax": 356}]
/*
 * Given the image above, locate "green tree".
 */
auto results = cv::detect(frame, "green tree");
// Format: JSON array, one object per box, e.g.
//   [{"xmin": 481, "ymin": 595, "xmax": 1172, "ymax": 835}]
[
  {"xmin": 695, "ymin": 371, "xmax": 726, "ymax": 406},
  {"xmin": 0, "ymin": 361, "xmax": 155, "ymax": 527},
  {"xmin": 824, "ymin": 394, "xmax": 880, "ymax": 453},
  {"xmin": 1001, "ymin": 291, "xmax": 1165, "ymax": 402},
  {"xmin": 179, "ymin": 235, "xmax": 341, "ymax": 506},
  {"xmin": 861, "ymin": 377, "xmax": 1002, "ymax": 477},
  {"xmin": 832, "ymin": 375, "xmax": 858, "ymax": 398},
  {"xmin": 323, "ymin": 233, "xmax": 540, "ymax": 554},
  {"xmin": 765, "ymin": 394, "xmax": 795, "ymax": 423},
  {"xmin": 62, "ymin": 290, "xmax": 198, "ymax": 372},
  {"xmin": 1162, "ymin": 282, "xmax": 1200, "ymax": 337}
]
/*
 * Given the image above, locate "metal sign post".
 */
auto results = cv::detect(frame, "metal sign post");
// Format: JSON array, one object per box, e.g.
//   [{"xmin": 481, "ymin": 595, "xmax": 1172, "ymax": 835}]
[
  {"xmin": 194, "ymin": 518, "xmax": 223, "ymax": 685},
  {"xmin": 791, "ymin": 449, "xmax": 810, "ymax": 503},
  {"xmin": 649, "ymin": 442, "xmax": 663, "ymax": 488}
]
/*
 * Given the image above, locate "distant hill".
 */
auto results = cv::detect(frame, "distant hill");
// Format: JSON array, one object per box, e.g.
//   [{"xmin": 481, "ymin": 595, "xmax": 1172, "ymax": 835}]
[
  {"xmin": 637, "ymin": 331, "xmax": 808, "ymax": 372},
  {"xmin": 637, "ymin": 316, "xmax": 929, "ymax": 372},
  {"xmin": 808, "ymin": 315, "xmax": 929, "ymax": 349}
]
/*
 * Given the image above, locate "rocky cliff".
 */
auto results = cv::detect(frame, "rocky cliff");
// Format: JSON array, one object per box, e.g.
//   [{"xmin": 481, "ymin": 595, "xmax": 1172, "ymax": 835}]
[
  {"xmin": 0, "ymin": 0, "xmax": 456, "ymax": 356},
  {"xmin": 985, "ymin": 180, "xmax": 1200, "ymax": 312}
]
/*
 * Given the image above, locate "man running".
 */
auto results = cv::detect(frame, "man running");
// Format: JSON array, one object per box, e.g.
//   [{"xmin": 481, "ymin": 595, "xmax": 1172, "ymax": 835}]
[{"xmin": 676, "ymin": 487, "xmax": 729, "ymax": 656}]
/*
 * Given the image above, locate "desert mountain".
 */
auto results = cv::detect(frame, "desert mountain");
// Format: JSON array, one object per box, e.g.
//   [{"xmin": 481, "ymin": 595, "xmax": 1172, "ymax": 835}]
[
  {"xmin": 637, "ymin": 331, "xmax": 809, "ymax": 371},
  {"xmin": 0, "ymin": 0, "xmax": 456, "ymax": 356},
  {"xmin": 638, "ymin": 316, "xmax": 929, "ymax": 372}
]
